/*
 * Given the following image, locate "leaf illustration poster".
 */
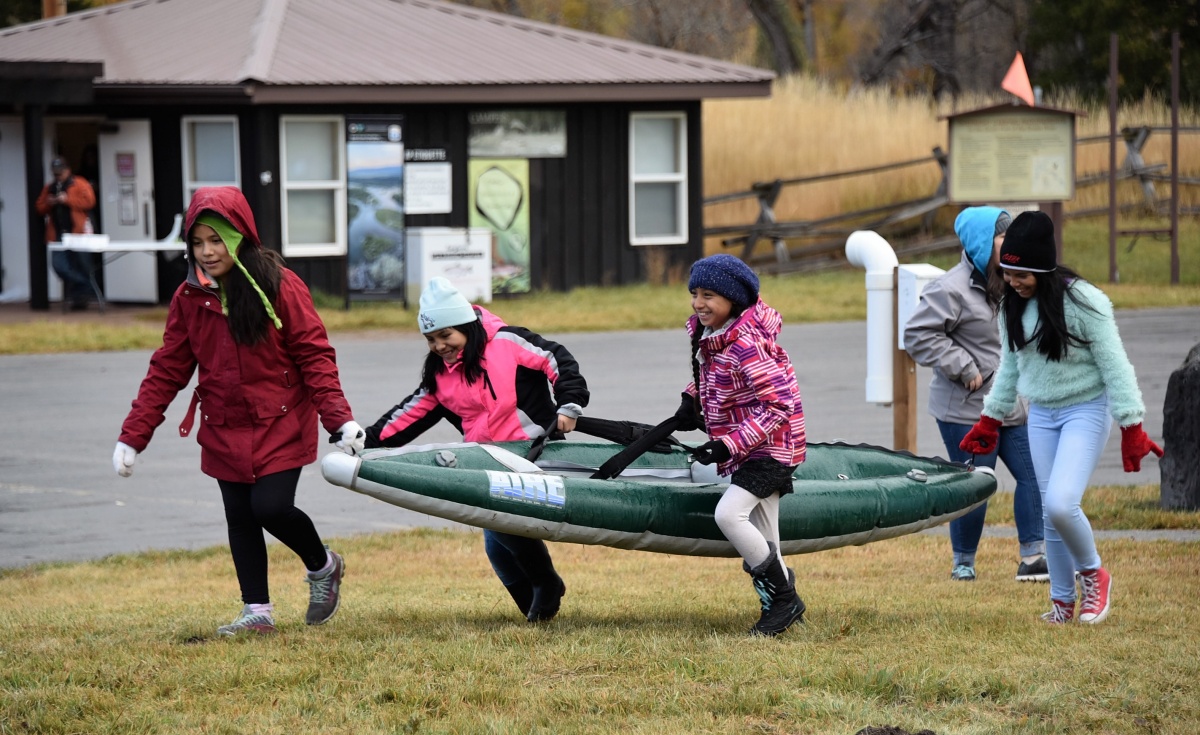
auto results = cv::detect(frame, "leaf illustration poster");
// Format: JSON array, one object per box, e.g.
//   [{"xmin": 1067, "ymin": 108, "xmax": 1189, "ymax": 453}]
[{"xmin": 468, "ymin": 158, "xmax": 530, "ymax": 294}]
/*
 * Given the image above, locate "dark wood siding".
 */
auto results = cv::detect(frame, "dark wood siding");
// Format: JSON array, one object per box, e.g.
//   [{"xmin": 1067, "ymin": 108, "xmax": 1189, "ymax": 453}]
[
  {"xmin": 129, "ymin": 100, "xmax": 705, "ymax": 303},
  {"xmin": 524, "ymin": 101, "xmax": 702, "ymax": 293}
]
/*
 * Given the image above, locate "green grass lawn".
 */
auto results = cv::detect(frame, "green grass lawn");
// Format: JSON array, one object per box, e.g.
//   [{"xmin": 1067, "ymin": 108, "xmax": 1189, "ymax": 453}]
[
  {"xmin": 986, "ymin": 484, "xmax": 1200, "ymax": 529},
  {"xmin": 2, "ymin": 523, "xmax": 1197, "ymax": 735}
]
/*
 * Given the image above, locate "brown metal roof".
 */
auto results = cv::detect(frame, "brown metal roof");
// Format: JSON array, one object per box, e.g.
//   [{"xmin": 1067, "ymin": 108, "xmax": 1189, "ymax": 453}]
[{"xmin": 0, "ymin": 0, "xmax": 773, "ymax": 103}]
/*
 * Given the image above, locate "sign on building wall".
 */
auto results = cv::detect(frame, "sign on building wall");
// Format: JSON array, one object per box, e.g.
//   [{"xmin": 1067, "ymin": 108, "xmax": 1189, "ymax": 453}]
[
  {"xmin": 406, "ymin": 227, "xmax": 492, "ymax": 307},
  {"xmin": 468, "ymin": 159, "xmax": 530, "ymax": 294},
  {"xmin": 404, "ymin": 147, "xmax": 452, "ymax": 215},
  {"xmin": 468, "ymin": 110, "xmax": 566, "ymax": 158},
  {"xmin": 948, "ymin": 108, "xmax": 1075, "ymax": 202},
  {"xmin": 346, "ymin": 116, "xmax": 405, "ymax": 303}
]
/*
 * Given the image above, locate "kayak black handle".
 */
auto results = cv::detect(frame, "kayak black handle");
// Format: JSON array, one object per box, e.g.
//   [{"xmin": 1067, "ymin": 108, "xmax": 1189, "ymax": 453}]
[
  {"xmin": 590, "ymin": 416, "xmax": 682, "ymax": 480},
  {"xmin": 525, "ymin": 418, "xmax": 562, "ymax": 462}
]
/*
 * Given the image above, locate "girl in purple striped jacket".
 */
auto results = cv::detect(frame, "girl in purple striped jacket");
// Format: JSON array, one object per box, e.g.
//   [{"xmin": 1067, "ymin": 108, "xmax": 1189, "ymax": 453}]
[{"xmin": 674, "ymin": 254, "xmax": 808, "ymax": 637}]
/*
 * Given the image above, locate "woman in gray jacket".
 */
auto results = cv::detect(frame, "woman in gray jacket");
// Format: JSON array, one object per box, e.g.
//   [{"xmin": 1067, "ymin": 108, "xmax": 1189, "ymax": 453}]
[{"xmin": 904, "ymin": 206, "xmax": 1046, "ymax": 582}]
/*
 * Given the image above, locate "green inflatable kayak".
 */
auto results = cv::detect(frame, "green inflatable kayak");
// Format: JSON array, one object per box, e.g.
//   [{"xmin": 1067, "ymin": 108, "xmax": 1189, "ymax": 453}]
[{"xmin": 321, "ymin": 440, "xmax": 996, "ymax": 557}]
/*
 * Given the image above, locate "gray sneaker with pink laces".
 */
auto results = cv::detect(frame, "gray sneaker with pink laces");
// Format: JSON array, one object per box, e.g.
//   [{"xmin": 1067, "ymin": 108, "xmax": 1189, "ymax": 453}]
[{"xmin": 305, "ymin": 548, "xmax": 345, "ymax": 625}]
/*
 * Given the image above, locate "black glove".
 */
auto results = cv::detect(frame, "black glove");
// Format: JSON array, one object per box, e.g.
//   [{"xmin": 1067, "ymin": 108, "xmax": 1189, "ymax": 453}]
[
  {"xmin": 674, "ymin": 393, "xmax": 705, "ymax": 432},
  {"xmin": 693, "ymin": 439, "xmax": 731, "ymax": 465}
]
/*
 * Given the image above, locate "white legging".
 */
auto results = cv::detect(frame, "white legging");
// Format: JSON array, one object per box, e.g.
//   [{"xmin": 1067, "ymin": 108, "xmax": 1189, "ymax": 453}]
[{"xmin": 714, "ymin": 484, "xmax": 785, "ymax": 569}]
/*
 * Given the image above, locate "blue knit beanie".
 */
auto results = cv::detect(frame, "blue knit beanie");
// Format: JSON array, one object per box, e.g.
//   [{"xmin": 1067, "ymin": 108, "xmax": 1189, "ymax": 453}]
[{"xmin": 687, "ymin": 254, "xmax": 759, "ymax": 307}]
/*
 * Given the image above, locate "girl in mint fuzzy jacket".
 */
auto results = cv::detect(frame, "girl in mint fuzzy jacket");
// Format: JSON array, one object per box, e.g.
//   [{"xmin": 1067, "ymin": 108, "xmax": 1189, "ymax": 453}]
[{"xmin": 960, "ymin": 211, "xmax": 1163, "ymax": 626}]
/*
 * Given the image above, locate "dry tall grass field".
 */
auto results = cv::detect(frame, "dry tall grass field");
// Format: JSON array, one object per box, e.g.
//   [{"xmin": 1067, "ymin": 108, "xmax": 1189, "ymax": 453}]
[{"xmin": 703, "ymin": 76, "xmax": 1200, "ymax": 246}]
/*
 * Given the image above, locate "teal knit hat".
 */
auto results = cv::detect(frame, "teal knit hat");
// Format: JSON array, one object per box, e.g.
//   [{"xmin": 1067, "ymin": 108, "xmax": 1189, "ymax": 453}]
[{"xmin": 194, "ymin": 213, "xmax": 282, "ymax": 330}]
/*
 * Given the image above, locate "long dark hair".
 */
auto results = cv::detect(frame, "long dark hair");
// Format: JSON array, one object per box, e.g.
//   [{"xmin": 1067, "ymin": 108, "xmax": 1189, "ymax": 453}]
[
  {"xmin": 1001, "ymin": 265, "xmax": 1094, "ymax": 361},
  {"xmin": 687, "ymin": 302, "xmax": 749, "ymax": 410},
  {"xmin": 420, "ymin": 317, "xmax": 487, "ymax": 394},
  {"xmin": 226, "ymin": 246, "xmax": 283, "ymax": 346}
]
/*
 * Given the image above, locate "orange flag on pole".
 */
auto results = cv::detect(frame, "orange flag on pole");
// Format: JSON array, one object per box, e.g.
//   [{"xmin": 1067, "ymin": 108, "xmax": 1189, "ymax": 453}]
[{"xmin": 1001, "ymin": 52, "xmax": 1035, "ymax": 106}]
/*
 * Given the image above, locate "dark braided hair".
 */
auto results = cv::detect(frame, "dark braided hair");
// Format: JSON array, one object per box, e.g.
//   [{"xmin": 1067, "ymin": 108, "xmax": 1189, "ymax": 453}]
[
  {"xmin": 687, "ymin": 303, "xmax": 749, "ymax": 411},
  {"xmin": 1001, "ymin": 264, "xmax": 1095, "ymax": 362},
  {"xmin": 420, "ymin": 317, "xmax": 487, "ymax": 394},
  {"xmin": 225, "ymin": 245, "xmax": 283, "ymax": 346}
]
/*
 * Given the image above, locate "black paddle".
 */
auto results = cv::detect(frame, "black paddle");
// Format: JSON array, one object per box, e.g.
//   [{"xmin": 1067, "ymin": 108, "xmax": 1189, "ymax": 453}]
[{"xmin": 589, "ymin": 416, "xmax": 690, "ymax": 480}]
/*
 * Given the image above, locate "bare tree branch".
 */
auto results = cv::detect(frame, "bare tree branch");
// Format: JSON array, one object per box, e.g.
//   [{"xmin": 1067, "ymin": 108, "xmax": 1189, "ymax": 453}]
[{"xmin": 746, "ymin": 0, "xmax": 805, "ymax": 74}]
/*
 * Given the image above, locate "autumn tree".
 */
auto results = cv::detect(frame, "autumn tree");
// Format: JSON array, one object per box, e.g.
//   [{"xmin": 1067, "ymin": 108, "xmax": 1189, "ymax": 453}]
[
  {"xmin": 624, "ymin": 0, "xmax": 753, "ymax": 60},
  {"xmin": 746, "ymin": 0, "xmax": 807, "ymax": 73}
]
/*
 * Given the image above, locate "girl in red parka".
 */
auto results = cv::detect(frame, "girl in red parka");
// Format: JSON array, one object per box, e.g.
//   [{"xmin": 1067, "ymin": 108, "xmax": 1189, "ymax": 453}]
[
  {"xmin": 112, "ymin": 186, "xmax": 364, "ymax": 637},
  {"xmin": 675, "ymin": 255, "xmax": 807, "ymax": 637},
  {"xmin": 363, "ymin": 277, "xmax": 589, "ymax": 623}
]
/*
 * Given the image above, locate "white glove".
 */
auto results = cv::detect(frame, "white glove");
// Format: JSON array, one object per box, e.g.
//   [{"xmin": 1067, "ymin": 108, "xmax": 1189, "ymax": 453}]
[
  {"xmin": 336, "ymin": 421, "xmax": 365, "ymax": 456},
  {"xmin": 113, "ymin": 441, "xmax": 138, "ymax": 477}
]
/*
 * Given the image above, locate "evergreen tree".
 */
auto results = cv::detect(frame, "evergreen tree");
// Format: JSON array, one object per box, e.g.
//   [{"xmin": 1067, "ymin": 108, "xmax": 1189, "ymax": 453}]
[{"xmin": 1027, "ymin": 0, "xmax": 1200, "ymax": 104}]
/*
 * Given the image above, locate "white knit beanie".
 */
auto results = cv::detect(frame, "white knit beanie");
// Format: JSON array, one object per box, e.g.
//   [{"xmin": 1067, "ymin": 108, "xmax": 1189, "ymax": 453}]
[{"xmin": 418, "ymin": 277, "xmax": 478, "ymax": 333}]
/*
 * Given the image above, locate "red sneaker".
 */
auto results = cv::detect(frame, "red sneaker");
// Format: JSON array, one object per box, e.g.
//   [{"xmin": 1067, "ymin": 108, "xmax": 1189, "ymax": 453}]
[
  {"xmin": 1078, "ymin": 567, "xmax": 1111, "ymax": 624},
  {"xmin": 1040, "ymin": 599, "xmax": 1075, "ymax": 624}
]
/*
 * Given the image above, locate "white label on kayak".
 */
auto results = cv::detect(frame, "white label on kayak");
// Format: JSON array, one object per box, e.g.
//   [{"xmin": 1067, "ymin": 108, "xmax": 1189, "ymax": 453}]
[{"xmin": 486, "ymin": 471, "xmax": 565, "ymax": 507}]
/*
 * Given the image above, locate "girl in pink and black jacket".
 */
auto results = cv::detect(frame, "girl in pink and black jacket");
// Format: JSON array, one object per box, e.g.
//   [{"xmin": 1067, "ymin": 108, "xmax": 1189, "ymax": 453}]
[
  {"xmin": 675, "ymin": 254, "xmax": 807, "ymax": 637},
  {"xmin": 363, "ymin": 278, "xmax": 588, "ymax": 623}
]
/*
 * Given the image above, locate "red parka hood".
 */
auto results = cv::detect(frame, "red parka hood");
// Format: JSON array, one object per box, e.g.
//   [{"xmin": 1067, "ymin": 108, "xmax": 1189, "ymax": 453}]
[{"xmin": 184, "ymin": 186, "xmax": 261, "ymax": 248}]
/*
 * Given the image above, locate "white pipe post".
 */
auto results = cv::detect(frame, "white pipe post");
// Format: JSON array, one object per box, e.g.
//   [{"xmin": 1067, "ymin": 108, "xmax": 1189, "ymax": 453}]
[{"xmin": 845, "ymin": 231, "xmax": 898, "ymax": 405}]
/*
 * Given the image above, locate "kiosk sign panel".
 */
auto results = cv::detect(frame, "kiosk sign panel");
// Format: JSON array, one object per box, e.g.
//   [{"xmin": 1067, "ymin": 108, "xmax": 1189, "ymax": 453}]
[
  {"xmin": 406, "ymin": 227, "xmax": 492, "ymax": 307},
  {"xmin": 949, "ymin": 108, "xmax": 1075, "ymax": 202}
]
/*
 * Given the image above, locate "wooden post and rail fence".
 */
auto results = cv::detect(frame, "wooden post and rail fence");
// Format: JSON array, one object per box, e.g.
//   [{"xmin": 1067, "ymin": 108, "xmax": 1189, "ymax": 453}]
[{"xmin": 705, "ymin": 124, "xmax": 1197, "ymax": 284}]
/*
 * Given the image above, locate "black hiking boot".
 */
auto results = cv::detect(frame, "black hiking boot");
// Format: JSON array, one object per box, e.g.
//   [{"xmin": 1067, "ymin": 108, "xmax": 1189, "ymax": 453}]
[{"xmin": 746, "ymin": 543, "xmax": 805, "ymax": 637}]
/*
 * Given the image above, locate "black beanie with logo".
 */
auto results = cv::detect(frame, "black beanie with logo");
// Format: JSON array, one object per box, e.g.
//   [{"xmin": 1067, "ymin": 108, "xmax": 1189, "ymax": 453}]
[{"xmin": 999, "ymin": 211, "xmax": 1057, "ymax": 273}]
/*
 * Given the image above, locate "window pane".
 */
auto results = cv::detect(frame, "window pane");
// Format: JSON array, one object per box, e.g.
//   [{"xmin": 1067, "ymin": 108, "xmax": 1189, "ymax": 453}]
[
  {"xmin": 634, "ymin": 182, "xmax": 679, "ymax": 237},
  {"xmin": 188, "ymin": 122, "xmax": 237, "ymax": 183},
  {"xmin": 286, "ymin": 190, "xmax": 335, "ymax": 244},
  {"xmin": 633, "ymin": 118, "xmax": 679, "ymax": 175},
  {"xmin": 285, "ymin": 121, "xmax": 337, "ymax": 181}
]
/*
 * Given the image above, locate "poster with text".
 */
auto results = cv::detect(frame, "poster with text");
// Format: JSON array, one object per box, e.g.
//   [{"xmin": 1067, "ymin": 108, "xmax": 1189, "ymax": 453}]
[
  {"xmin": 346, "ymin": 117, "xmax": 405, "ymax": 302},
  {"xmin": 468, "ymin": 159, "xmax": 530, "ymax": 294}
]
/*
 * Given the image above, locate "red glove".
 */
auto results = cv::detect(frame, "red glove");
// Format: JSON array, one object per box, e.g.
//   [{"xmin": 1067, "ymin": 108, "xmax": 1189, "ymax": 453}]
[
  {"xmin": 959, "ymin": 415, "xmax": 1003, "ymax": 455},
  {"xmin": 1120, "ymin": 423, "xmax": 1164, "ymax": 472}
]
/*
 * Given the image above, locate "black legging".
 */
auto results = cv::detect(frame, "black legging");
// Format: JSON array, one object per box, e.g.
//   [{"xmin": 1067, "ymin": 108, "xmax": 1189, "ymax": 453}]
[{"xmin": 218, "ymin": 468, "xmax": 327, "ymax": 605}]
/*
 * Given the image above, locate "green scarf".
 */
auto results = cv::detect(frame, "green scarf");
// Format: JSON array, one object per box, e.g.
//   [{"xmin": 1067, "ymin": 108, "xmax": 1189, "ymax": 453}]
[{"xmin": 194, "ymin": 213, "xmax": 282, "ymax": 330}]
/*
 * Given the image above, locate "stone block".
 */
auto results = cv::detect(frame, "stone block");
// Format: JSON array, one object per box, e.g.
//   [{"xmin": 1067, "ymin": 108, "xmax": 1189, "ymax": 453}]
[{"xmin": 1161, "ymin": 343, "xmax": 1200, "ymax": 510}]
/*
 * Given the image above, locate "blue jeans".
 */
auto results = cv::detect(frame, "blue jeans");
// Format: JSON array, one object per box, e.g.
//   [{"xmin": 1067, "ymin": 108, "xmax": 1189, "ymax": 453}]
[
  {"xmin": 1027, "ymin": 394, "xmax": 1112, "ymax": 602},
  {"xmin": 483, "ymin": 530, "xmax": 556, "ymax": 587},
  {"xmin": 937, "ymin": 419, "xmax": 1044, "ymax": 565},
  {"xmin": 52, "ymin": 249, "xmax": 93, "ymax": 302}
]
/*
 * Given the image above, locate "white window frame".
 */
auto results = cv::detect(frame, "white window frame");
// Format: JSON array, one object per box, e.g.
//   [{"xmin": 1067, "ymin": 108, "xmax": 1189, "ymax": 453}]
[
  {"xmin": 181, "ymin": 115, "xmax": 241, "ymax": 207},
  {"xmin": 279, "ymin": 114, "xmax": 347, "ymax": 257},
  {"xmin": 628, "ymin": 111, "xmax": 688, "ymax": 246}
]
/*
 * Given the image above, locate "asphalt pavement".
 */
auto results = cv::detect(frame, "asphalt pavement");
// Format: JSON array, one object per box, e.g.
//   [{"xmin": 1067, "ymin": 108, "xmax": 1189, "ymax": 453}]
[{"xmin": 2, "ymin": 306, "xmax": 1197, "ymax": 568}]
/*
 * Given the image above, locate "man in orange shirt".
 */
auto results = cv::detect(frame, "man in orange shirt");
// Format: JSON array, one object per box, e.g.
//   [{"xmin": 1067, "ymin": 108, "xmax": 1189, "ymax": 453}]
[{"xmin": 36, "ymin": 157, "xmax": 97, "ymax": 310}]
